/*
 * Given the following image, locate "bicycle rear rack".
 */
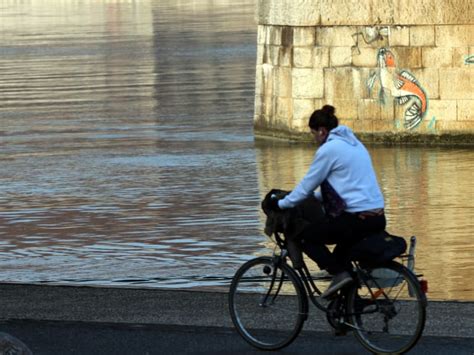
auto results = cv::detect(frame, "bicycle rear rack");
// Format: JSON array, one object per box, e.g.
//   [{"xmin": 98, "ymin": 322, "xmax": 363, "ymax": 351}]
[
  {"xmin": 400, "ymin": 236, "xmax": 416, "ymax": 272},
  {"xmin": 407, "ymin": 236, "xmax": 416, "ymax": 272}
]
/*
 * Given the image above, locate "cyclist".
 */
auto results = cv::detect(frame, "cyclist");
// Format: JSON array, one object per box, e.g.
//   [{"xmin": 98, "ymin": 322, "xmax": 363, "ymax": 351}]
[{"xmin": 266, "ymin": 105, "xmax": 386, "ymax": 298}]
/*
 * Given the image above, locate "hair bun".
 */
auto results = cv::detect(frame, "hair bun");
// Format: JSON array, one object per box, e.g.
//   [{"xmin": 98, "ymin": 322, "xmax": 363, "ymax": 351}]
[{"xmin": 321, "ymin": 105, "xmax": 335, "ymax": 116}]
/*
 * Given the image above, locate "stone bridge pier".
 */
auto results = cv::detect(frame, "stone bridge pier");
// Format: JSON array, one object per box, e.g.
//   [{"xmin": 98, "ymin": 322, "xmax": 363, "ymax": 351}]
[{"xmin": 254, "ymin": 0, "xmax": 474, "ymax": 143}]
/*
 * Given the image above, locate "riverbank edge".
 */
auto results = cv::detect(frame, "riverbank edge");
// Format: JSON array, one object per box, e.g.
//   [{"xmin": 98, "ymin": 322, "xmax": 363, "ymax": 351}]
[
  {"xmin": 254, "ymin": 129, "xmax": 474, "ymax": 146},
  {"xmin": 1, "ymin": 283, "xmax": 473, "ymax": 339}
]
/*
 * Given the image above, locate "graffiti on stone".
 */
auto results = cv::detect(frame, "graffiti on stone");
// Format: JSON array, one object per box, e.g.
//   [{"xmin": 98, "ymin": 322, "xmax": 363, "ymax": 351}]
[
  {"xmin": 367, "ymin": 48, "xmax": 428, "ymax": 130},
  {"xmin": 352, "ymin": 26, "xmax": 389, "ymax": 55},
  {"xmin": 427, "ymin": 116, "xmax": 436, "ymax": 133}
]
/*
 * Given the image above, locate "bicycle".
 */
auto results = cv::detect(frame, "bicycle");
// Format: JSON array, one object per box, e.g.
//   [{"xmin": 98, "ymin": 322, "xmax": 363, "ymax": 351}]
[{"xmin": 229, "ymin": 231, "xmax": 428, "ymax": 354}]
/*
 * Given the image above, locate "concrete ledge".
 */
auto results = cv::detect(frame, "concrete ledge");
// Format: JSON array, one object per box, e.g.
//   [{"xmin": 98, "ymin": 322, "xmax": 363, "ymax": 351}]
[
  {"xmin": 1, "ymin": 283, "xmax": 473, "ymax": 339},
  {"xmin": 255, "ymin": 129, "xmax": 474, "ymax": 146}
]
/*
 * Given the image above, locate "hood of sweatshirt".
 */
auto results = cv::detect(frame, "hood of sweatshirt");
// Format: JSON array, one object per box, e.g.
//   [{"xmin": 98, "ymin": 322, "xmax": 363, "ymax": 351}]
[{"xmin": 326, "ymin": 125, "xmax": 358, "ymax": 146}]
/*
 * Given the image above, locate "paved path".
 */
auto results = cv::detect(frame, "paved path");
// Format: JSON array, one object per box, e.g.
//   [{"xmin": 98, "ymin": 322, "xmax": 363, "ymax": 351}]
[
  {"xmin": 2, "ymin": 320, "xmax": 474, "ymax": 354},
  {"xmin": 0, "ymin": 283, "xmax": 473, "ymax": 353}
]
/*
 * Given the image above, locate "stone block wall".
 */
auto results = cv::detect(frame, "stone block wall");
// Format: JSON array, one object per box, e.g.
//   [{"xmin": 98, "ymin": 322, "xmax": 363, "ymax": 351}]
[{"xmin": 254, "ymin": 0, "xmax": 474, "ymax": 143}]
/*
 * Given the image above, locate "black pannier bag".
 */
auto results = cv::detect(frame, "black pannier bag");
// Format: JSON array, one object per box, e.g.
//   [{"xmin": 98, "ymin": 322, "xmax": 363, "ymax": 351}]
[{"xmin": 350, "ymin": 231, "xmax": 407, "ymax": 265}]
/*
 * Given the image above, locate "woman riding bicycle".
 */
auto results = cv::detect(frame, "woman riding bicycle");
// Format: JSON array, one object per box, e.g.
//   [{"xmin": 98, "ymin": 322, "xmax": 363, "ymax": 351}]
[{"xmin": 266, "ymin": 105, "xmax": 386, "ymax": 299}]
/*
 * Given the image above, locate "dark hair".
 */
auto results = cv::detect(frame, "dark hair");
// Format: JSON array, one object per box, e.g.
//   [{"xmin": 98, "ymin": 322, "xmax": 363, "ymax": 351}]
[{"xmin": 308, "ymin": 105, "xmax": 338, "ymax": 131}]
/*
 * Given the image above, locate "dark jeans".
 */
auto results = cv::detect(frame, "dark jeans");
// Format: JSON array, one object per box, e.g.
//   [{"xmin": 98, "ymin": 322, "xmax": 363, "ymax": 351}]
[{"xmin": 298, "ymin": 212, "xmax": 386, "ymax": 275}]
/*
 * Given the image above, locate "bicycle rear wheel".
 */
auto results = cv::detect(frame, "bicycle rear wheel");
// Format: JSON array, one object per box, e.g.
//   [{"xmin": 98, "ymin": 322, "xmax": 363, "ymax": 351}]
[
  {"xmin": 229, "ymin": 256, "xmax": 307, "ymax": 350},
  {"xmin": 347, "ymin": 261, "xmax": 427, "ymax": 354}
]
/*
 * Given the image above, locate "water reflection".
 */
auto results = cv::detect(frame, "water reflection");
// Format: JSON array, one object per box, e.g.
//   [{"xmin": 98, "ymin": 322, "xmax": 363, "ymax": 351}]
[{"xmin": 0, "ymin": 0, "xmax": 473, "ymax": 300}]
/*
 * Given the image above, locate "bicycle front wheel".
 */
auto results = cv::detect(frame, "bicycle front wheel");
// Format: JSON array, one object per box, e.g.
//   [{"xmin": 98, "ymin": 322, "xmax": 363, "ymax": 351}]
[
  {"xmin": 229, "ymin": 256, "xmax": 307, "ymax": 350},
  {"xmin": 347, "ymin": 261, "xmax": 427, "ymax": 354}
]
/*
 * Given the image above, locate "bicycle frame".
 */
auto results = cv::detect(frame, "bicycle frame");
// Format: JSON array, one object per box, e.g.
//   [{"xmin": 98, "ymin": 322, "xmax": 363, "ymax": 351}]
[
  {"xmin": 272, "ymin": 232, "xmax": 334, "ymax": 312},
  {"xmin": 259, "ymin": 253, "xmax": 287, "ymax": 307},
  {"xmin": 270, "ymin": 232, "xmax": 422, "ymax": 316},
  {"xmin": 297, "ymin": 265, "xmax": 331, "ymax": 311}
]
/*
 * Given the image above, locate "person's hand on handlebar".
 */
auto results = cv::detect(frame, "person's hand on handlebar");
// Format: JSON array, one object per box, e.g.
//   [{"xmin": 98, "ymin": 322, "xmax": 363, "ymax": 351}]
[
  {"xmin": 262, "ymin": 189, "xmax": 289, "ymax": 212},
  {"xmin": 266, "ymin": 195, "xmax": 281, "ymax": 211}
]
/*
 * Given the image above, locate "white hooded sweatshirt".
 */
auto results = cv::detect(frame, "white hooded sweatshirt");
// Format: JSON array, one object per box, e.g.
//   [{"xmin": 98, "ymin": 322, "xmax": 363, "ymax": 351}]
[{"xmin": 278, "ymin": 125, "xmax": 384, "ymax": 213}]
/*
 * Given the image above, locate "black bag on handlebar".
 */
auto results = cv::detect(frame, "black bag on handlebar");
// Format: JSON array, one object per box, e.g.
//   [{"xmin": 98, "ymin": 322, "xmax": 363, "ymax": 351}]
[
  {"xmin": 261, "ymin": 189, "xmax": 325, "ymax": 269},
  {"xmin": 349, "ymin": 231, "xmax": 407, "ymax": 265}
]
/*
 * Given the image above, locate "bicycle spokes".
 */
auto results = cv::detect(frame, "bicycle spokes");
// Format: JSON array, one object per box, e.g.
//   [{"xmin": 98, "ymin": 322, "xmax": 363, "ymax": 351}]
[
  {"xmin": 347, "ymin": 262, "xmax": 426, "ymax": 355},
  {"xmin": 229, "ymin": 257, "xmax": 307, "ymax": 350}
]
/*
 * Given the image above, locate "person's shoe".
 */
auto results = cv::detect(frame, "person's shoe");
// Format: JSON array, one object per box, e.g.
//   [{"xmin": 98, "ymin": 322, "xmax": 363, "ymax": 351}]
[{"xmin": 321, "ymin": 271, "xmax": 353, "ymax": 299}]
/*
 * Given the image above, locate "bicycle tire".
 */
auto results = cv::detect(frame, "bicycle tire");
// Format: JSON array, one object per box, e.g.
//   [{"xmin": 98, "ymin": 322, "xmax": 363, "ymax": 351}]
[
  {"xmin": 229, "ymin": 256, "xmax": 308, "ymax": 350},
  {"xmin": 347, "ymin": 261, "xmax": 427, "ymax": 354}
]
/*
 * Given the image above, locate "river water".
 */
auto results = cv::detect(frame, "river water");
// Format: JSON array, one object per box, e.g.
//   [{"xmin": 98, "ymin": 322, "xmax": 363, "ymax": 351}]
[{"xmin": 1, "ymin": 0, "xmax": 473, "ymax": 300}]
